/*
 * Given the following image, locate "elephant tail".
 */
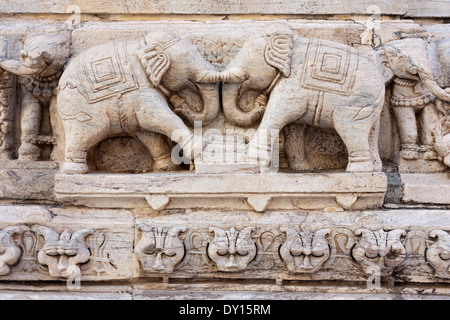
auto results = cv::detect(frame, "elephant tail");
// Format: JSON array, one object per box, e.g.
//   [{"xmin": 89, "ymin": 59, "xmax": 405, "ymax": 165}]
[{"xmin": 352, "ymin": 86, "xmax": 385, "ymax": 121}]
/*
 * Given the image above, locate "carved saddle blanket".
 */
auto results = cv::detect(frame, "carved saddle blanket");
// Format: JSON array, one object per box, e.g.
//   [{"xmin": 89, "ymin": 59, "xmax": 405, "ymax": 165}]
[
  {"xmin": 77, "ymin": 40, "xmax": 139, "ymax": 103},
  {"xmin": 301, "ymin": 39, "xmax": 359, "ymax": 96}
]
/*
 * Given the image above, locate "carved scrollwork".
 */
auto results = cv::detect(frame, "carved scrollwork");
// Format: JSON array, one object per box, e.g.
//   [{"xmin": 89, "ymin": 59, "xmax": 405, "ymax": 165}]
[
  {"xmin": 279, "ymin": 227, "xmax": 331, "ymax": 273},
  {"xmin": 207, "ymin": 227, "xmax": 257, "ymax": 272},
  {"xmin": 135, "ymin": 225, "xmax": 187, "ymax": 273},
  {"xmin": 32, "ymin": 226, "xmax": 93, "ymax": 278},
  {"xmin": 0, "ymin": 226, "xmax": 28, "ymax": 275},
  {"xmin": 352, "ymin": 228, "xmax": 407, "ymax": 276},
  {"xmin": 426, "ymin": 230, "xmax": 450, "ymax": 279}
]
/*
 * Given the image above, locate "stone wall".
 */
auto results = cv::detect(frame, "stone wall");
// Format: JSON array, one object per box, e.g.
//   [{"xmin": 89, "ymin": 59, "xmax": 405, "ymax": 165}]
[{"xmin": 0, "ymin": 0, "xmax": 449, "ymax": 300}]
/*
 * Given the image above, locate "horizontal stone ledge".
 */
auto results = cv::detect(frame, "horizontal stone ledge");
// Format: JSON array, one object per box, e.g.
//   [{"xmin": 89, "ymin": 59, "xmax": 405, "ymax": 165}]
[
  {"xmin": 0, "ymin": 0, "xmax": 409, "ymax": 15},
  {"xmin": 55, "ymin": 172, "xmax": 387, "ymax": 210}
]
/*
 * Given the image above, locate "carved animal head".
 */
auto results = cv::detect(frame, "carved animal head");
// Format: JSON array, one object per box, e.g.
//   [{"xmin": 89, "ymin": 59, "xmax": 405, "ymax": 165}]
[
  {"xmin": 9, "ymin": 33, "xmax": 71, "ymax": 77},
  {"xmin": 280, "ymin": 227, "xmax": 331, "ymax": 273},
  {"xmin": 135, "ymin": 225, "xmax": 186, "ymax": 274},
  {"xmin": 207, "ymin": 227, "xmax": 257, "ymax": 272},
  {"xmin": 137, "ymin": 31, "xmax": 222, "ymax": 125},
  {"xmin": 378, "ymin": 38, "xmax": 450, "ymax": 103},
  {"xmin": 352, "ymin": 228, "xmax": 406, "ymax": 276},
  {"xmin": 221, "ymin": 24, "xmax": 294, "ymax": 127},
  {"xmin": 33, "ymin": 226, "xmax": 93, "ymax": 278}
]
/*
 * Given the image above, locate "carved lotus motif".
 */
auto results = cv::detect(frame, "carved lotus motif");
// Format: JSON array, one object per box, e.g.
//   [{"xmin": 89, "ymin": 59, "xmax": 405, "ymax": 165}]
[
  {"xmin": 426, "ymin": 230, "xmax": 450, "ymax": 279},
  {"xmin": 0, "ymin": 226, "xmax": 27, "ymax": 275},
  {"xmin": 352, "ymin": 228, "xmax": 406, "ymax": 276},
  {"xmin": 135, "ymin": 225, "xmax": 186, "ymax": 273},
  {"xmin": 207, "ymin": 227, "xmax": 256, "ymax": 272},
  {"xmin": 32, "ymin": 226, "xmax": 93, "ymax": 278},
  {"xmin": 280, "ymin": 227, "xmax": 331, "ymax": 273}
]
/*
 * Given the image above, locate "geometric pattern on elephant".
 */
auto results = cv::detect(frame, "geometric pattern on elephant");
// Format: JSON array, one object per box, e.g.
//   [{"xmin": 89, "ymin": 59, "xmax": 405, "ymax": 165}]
[
  {"xmin": 77, "ymin": 41, "xmax": 139, "ymax": 103},
  {"xmin": 301, "ymin": 39, "xmax": 359, "ymax": 95}
]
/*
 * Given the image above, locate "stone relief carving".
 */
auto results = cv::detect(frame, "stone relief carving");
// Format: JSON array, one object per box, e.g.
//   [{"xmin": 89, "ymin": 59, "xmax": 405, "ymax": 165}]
[
  {"xmin": 32, "ymin": 226, "xmax": 93, "ymax": 278},
  {"xmin": 280, "ymin": 227, "xmax": 331, "ymax": 273},
  {"xmin": 207, "ymin": 227, "xmax": 257, "ymax": 272},
  {"xmin": 352, "ymin": 228, "xmax": 407, "ymax": 276},
  {"xmin": 0, "ymin": 226, "xmax": 27, "ymax": 275},
  {"xmin": 426, "ymin": 230, "xmax": 450, "ymax": 279},
  {"xmin": 220, "ymin": 24, "xmax": 385, "ymax": 173},
  {"xmin": 0, "ymin": 34, "xmax": 71, "ymax": 161},
  {"xmin": 379, "ymin": 37, "xmax": 450, "ymax": 170},
  {"xmin": 56, "ymin": 31, "xmax": 225, "ymax": 174},
  {"xmin": 0, "ymin": 67, "xmax": 15, "ymax": 160},
  {"xmin": 135, "ymin": 225, "xmax": 187, "ymax": 273}
]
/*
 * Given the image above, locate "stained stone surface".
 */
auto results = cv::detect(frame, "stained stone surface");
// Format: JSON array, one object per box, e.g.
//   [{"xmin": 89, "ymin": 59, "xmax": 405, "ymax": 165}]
[{"xmin": 0, "ymin": 0, "xmax": 449, "ymax": 300}]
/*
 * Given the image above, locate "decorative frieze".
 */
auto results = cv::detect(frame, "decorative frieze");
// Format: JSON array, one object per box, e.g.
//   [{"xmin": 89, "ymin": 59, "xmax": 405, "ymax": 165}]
[
  {"xmin": 33, "ymin": 226, "xmax": 93, "ymax": 278},
  {"xmin": 427, "ymin": 230, "xmax": 450, "ymax": 279}
]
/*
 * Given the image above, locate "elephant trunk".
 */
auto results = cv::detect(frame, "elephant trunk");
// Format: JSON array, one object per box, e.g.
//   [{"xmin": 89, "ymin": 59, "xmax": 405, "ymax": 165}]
[
  {"xmin": 0, "ymin": 59, "xmax": 44, "ymax": 76},
  {"xmin": 222, "ymin": 83, "xmax": 267, "ymax": 127},
  {"xmin": 171, "ymin": 82, "xmax": 220, "ymax": 126},
  {"xmin": 418, "ymin": 70, "xmax": 450, "ymax": 104}
]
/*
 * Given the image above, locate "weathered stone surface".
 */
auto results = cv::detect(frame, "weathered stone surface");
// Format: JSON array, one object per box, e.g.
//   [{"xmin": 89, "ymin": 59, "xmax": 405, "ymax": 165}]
[
  {"xmin": 55, "ymin": 172, "xmax": 387, "ymax": 210},
  {"xmin": 401, "ymin": 173, "xmax": 450, "ymax": 204},
  {"xmin": 0, "ymin": 0, "xmax": 409, "ymax": 15},
  {"xmin": 0, "ymin": 161, "xmax": 57, "ymax": 200},
  {"xmin": 0, "ymin": 205, "xmax": 134, "ymax": 281},
  {"xmin": 0, "ymin": 0, "xmax": 449, "ymax": 300}
]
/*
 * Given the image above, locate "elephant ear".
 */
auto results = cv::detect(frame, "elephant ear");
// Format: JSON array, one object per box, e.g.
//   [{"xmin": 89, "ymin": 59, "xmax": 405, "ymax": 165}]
[
  {"xmin": 264, "ymin": 33, "xmax": 293, "ymax": 77},
  {"xmin": 137, "ymin": 42, "xmax": 171, "ymax": 88}
]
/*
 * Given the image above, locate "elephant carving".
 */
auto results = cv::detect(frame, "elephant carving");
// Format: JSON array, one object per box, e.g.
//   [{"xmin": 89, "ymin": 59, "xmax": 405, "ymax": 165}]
[
  {"xmin": 220, "ymin": 24, "xmax": 386, "ymax": 172},
  {"xmin": 0, "ymin": 33, "xmax": 71, "ymax": 161},
  {"xmin": 377, "ymin": 36, "xmax": 450, "ymax": 164},
  {"xmin": 218, "ymin": 24, "xmax": 450, "ymax": 173},
  {"xmin": 56, "ymin": 31, "xmax": 223, "ymax": 174}
]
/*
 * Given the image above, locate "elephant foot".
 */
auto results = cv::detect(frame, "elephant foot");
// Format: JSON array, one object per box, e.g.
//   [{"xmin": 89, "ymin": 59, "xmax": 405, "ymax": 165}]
[
  {"xmin": 60, "ymin": 162, "xmax": 89, "ymax": 174},
  {"xmin": 153, "ymin": 156, "xmax": 179, "ymax": 172},
  {"xmin": 179, "ymin": 133, "xmax": 205, "ymax": 161},
  {"xmin": 18, "ymin": 142, "xmax": 41, "ymax": 161},
  {"xmin": 400, "ymin": 144, "xmax": 419, "ymax": 160},
  {"xmin": 346, "ymin": 159, "xmax": 374, "ymax": 172}
]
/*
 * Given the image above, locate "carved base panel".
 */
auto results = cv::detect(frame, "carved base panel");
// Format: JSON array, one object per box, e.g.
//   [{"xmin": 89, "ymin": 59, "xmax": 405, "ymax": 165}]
[
  {"xmin": 400, "ymin": 173, "xmax": 450, "ymax": 204},
  {"xmin": 54, "ymin": 172, "xmax": 387, "ymax": 211},
  {"xmin": 0, "ymin": 161, "xmax": 57, "ymax": 201},
  {"xmin": 0, "ymin": 204, "xmax": 448, "ymax": 285}
]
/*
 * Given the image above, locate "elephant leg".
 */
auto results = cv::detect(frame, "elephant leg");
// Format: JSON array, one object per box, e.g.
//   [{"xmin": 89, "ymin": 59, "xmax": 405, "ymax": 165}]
[
  {"xmin": 283, "ymin": 123, "xmax": 312, "ymax": 171},
  {"xmin": 131, "ymin": 92, "xmax": 203, "ymax": 161},
  {"xmin": 249, "ymin": 94, "xmax": 307, "ymax": 171},
  {"xmin": 334, "ymin": 104, "xmax": 383, "ymax": 172},
  {"xmin": 393, "ymin": 106, "xmax": 419, "ymax": 160},
  {"xmin": 60, "ymin": 122, "xmax": 110, "ymax": 174},
  {"xmin": 135, "ymin": 131, "xmax": 179, "ymax": 172},
  {"xmin": 369, "ymin": 111, "xmax": 382, "ymax": 172},
  {"xmin": 418, "ymin": 104, "xmax": 441, "ymax": 160},
  {"xmin": 18, "ymin": 92, "xmax": 42, "ymax": 160}
]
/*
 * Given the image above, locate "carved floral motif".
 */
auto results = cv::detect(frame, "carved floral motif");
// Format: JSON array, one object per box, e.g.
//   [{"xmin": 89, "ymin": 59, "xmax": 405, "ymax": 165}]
[
  {"xmin": 280, "ymin": 227, "xmax": 331, "ymax": 273},
  {"xmin": 0, "ymin": 226, "xmax": 27, "ymax": 275},
  {"xmin": 135, "ymin": 225, "xmax": 187, "ymax": 273},
  {"xmin": 352, "ymin": 228, "xmax": 407, "ymax": 276},
  {"xmin": 207, "ymin": 227, "xmax": 257, "ymax": 272},
  {"xmin": 32, "ymin": 226, "xmax": 93, "ymax": 278},
  {"xmin": 426, "ymin": 230, "xmax": 450, "ymax": 279}
]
